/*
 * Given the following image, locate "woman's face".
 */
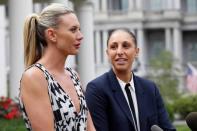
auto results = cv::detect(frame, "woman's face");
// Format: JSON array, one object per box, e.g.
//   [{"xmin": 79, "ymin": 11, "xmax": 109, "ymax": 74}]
[
  {"xmin": 106, "ymin": 30, "xmax": 139, "ymax": 73},
  {"xmin": 53, "ymin": 13, "xmax": 83, "ymax": 55}
]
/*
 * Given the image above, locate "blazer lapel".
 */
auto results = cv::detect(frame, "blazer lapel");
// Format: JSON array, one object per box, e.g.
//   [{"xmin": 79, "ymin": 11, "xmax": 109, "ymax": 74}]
[
  {"xmin": 133, "ymin": 75, "xmax": 146, "ymax": 130},
  {"xmin": 108, "ymin": 69, "xmax": 135, "ymax": 126}
]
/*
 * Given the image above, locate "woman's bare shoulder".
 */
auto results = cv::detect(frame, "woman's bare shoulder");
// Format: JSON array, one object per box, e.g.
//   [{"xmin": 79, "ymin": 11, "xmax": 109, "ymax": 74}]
[
  {"xmin": 21, "ymin": 66, "xmax": 44, "ymax": 83},
  {"xmin": 20, "ymin": 66, "xmax": 47, "ymax": 93}
]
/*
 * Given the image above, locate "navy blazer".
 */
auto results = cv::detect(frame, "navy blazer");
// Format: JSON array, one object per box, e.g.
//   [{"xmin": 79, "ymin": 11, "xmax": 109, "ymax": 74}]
[{"xmin": 85, "ymin": 69, "xmax": 176, "ymax": 131}]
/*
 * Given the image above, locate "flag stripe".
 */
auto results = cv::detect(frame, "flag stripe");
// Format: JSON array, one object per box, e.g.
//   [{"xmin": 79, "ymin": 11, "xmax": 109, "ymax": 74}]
[{"xmin": 186, "ymin": 63, "xmax": 197, "ymax": 93}]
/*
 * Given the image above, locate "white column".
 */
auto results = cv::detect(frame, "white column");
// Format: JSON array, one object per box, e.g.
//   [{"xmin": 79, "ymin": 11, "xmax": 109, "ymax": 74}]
[
  {"xmin": 77, "ymin": 1, "xmax": 95, "ymax": 89},
  {"xmin": 66, "ymin": 56, "xmax": 76, "ymax": 69},
  {"xmin": 92, "ymin": 0, "xmax": 99, "ymax": 12},
  {"xmin": 8, "ymin": 0, "xmax": 33, "ymax": 98},
  {"xmin": 165, "ymin": 28, "xmax": 172, "ymax": 51},
  {"xmin": 174, "ymin": 0, "xmax": 181, "ymax": 10},
  {"xmin": 0, "ymin": 5, "xmax": 7, "ymax": 97},
  {"xmin": 173, "ymin": 27, "xmax": 183, "ymax": 91},
  {"xmin": 128, "ymin": 0, "xmax": 135, "ymax": 10},
  {"xmin": 137, "ymin": 28, "xmax": 147, "ymax": 76},
  {"xmin": 101, "ymin": 0, "xmax": 107, "ymax": 12},
  {"xmin": 95, "ymin": 31, "xmax": 101, "ymax": 64},
  {"xmin": 102, "ymin": 30, "xmax": 108, "ymax": 64},
  {"xmin": 173, "ymin": 27, "xmax": 182, "ymax": 65},
  {"xmin": 166, "ymin": 0, "xmax": 173, "ymax": 9},
  {"xmin": 33, "ymin": 3, "xmax": 43, "ymax": 13},
  {"xmin": 136, "ymin": 0, "xmax": 143, "ymax": 10}
]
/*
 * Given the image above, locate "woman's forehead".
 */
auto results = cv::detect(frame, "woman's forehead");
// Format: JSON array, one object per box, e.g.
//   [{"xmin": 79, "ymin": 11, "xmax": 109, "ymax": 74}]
[
  {"xmin": 59, "ymin": 13, "xmax": 80, "ymax": 27},
  {"xmin": 108, "ymin": 31, "xmax": 133, "ymax": 42}
]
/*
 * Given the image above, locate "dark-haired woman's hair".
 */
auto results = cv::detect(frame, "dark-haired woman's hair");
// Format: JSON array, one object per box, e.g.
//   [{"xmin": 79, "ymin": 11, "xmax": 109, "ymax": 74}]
[
  {"xmin": 23, "ymin": 3, "xmax": 73, "ymax": 67},
  {"xmin": 107, "ymin": 28, "xmax": 137, "ymax": 47}
]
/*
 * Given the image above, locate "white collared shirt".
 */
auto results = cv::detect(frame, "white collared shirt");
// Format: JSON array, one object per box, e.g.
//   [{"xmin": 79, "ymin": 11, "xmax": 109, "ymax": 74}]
[{"xmin": 117, "ymin": 75, "xmax": 140, "ymax": 131}]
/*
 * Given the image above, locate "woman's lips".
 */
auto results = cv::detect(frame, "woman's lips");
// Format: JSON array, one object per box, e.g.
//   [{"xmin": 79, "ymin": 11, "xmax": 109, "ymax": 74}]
[
  {"xmin": 115, "ymin": 58, "xmax": 127, "ymax": 65},
  {"xmin": 75, "ymin": 43, "xmax": 81, "ymax": 48}
]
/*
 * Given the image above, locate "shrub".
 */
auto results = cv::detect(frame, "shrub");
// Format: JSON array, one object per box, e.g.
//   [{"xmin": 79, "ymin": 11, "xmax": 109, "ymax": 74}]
[
  {"xmin": 173, "ymin": 95, "xmax": 197, "ymax": 119},
  {"xmin": 165, "ymin": 103, "xmax": 175, "ymax": 121}
]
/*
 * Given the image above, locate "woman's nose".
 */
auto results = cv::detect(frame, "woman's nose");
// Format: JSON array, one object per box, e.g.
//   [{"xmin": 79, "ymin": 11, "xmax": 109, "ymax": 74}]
[
  {"xmin": 116, "ymin": 47, "xmax": 123, "ymax": 55},
  {"xmin": 77, "ymin": 31, "xmax": 83, "ymax": 40}
]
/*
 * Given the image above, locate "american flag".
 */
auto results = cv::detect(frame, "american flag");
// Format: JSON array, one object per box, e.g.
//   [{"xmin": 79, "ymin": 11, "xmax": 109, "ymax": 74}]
[{"xmin": 186, "ymin": 63, "xmax": 197, "ymax": 93}]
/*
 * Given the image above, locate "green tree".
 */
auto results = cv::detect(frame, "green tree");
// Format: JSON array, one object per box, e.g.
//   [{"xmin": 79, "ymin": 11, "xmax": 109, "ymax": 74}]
[{"xmin": 147, "ymin": 50, "xmax": 180, "ymax": 102}]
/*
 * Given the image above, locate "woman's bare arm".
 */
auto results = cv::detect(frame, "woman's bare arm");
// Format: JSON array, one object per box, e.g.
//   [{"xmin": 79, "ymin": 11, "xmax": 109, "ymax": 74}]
[{"xmin": 20, "ymin": 67, "xmax": 54, "ymax": 131}]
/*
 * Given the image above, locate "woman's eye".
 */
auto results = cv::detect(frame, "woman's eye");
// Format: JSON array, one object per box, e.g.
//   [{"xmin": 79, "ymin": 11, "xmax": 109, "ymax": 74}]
[
  {"xmin": 123, "ymin": 42, "xmax": 130, "ymax": 48},
  {"xmin": 123, "ymin": 44, "xmax": 129, "ymax": 48},
  {"xmin": 110, "ymin": 45, "xmax": 116, "ymax": 49},
  {"xmin": 70, "ymin": 27, "xmax": 77, "ymax": 33}
]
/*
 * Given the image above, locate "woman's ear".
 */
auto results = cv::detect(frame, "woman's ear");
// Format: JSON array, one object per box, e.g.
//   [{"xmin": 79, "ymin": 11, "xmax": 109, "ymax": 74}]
[
  {"xmin": 46, "ymin": 28, "xmax": 57, "ymax": 43},
  {"xmin": 106, "ymin": 49, "xmax": 111, "ymax": 63},
  {"xmin": 135, "ymin": 48, "xmax": 139, "ymax": 57},
  {"xmin": 106, "ymin": 49, "xmax": 108, "ymax": 56}
]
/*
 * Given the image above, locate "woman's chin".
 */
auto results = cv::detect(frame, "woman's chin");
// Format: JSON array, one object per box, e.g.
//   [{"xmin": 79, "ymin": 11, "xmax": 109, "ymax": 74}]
[
  {"xmin": 69, "ymin": 50, "xmax": 79, "ymax": 55},
  {"xmin": 113, "ymin": 65, "xmax": 128, "ymax": 72}
]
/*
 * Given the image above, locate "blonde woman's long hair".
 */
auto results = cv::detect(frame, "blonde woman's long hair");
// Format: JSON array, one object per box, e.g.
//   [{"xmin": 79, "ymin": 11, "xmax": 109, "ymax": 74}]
[{"xmin": 23, "ymin": 3, "xmax": 73, "ymax": 67}]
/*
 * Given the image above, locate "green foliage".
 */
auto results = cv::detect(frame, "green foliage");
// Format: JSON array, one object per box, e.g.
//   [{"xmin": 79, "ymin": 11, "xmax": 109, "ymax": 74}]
[
  {"xmin": 147, "ymin": 50, "xmax": 180, "ymax": 102},
  {"xmin": 165, "ymin": 103, "xmax": 175, "ymax": 121},
  {"xmin": 175, "ymin": 125, "xmax": 190, "ymax": 131},
  {"xmin": 149, "ymin": 51, "xmax": 173, "ymax": 70},
  {"xmin": 173, "ymin": 95, "xmax": 197, "ymax": 119},
  {"xmin": 0, "ymin": 117, "xmax": 26, "ymax": 131}
]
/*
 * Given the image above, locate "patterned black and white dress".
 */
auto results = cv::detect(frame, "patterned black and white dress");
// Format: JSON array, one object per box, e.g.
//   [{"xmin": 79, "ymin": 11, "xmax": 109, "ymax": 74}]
[{"xmin": 19, "ymin": 63, "xmax": 88, "ymax": 131}]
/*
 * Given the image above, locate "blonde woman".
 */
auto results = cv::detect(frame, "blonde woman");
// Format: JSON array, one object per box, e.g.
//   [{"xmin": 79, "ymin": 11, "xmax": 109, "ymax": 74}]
[{"xmin": 19, "ymin": 3, "xmax": 95, "ymax": 131}]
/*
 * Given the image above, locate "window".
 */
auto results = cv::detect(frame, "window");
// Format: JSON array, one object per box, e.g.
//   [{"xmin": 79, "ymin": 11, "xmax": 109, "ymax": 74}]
[
  {"xmin": 183, "ymin": 31, "xmax": 197, "ymax": 62},
  {"xmin": 149, "ymin": 0, "xmax": 163, "ymax": 11},
  {"xmin": 108, "ymin": 0, "xmax": 128, "ymax": 12},
  {"xmin": 188, "ymin": 42, "xmax": 197, "ymax": 61},
  {"xmin": 147, "ymin": 30, "xmax": 165, "ymax": 61},
  {"xmin": 187, "ymin": 0, "xmax": 197, "ymax": 13}
]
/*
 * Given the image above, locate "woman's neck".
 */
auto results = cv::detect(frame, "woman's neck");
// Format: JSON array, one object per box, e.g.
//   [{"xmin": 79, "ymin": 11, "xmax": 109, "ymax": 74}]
[
  {"xmin": 38, "ymin": 47, "xmax": 67, "ymax": 73},
  {"xmin": 113, "ymin": 68, "xmax": 132, "ymax": 83}
]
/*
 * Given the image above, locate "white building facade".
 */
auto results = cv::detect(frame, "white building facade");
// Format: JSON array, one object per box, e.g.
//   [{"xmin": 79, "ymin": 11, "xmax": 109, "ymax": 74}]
[
  {"xmin": 0, "ymin": 0, "xmax": 197, "ymax": 98},
  {"xmin": 92, "ymin": 0, "xmax": 197, "ymax": 90}
]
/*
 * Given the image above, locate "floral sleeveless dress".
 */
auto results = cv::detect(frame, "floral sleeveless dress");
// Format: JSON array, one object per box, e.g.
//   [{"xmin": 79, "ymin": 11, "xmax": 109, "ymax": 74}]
[{"xmin": 19, "ymin": 63, "xmax": 88, "ymax": 131}]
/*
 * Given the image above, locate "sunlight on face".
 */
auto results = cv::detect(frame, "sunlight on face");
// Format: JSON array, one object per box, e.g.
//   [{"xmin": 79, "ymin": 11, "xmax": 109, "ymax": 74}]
[
  {"xmin": 107, "ymin": 30, "xmax": 139, "ymax": 72},
  {"xmin": 54, "ymin": 13, "xmax": 83, "ymax": 56}
]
